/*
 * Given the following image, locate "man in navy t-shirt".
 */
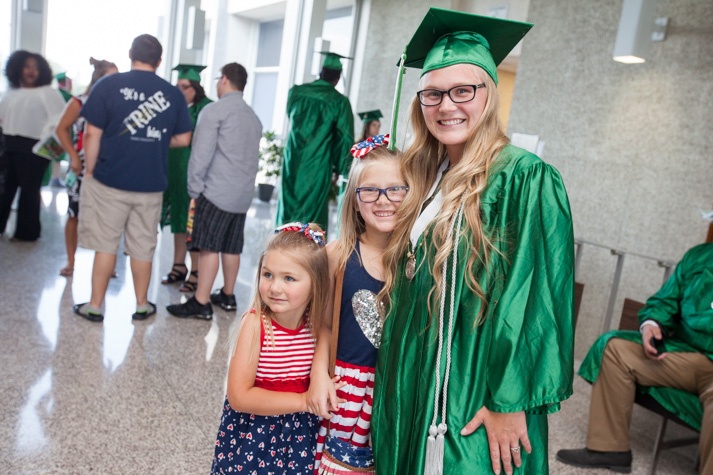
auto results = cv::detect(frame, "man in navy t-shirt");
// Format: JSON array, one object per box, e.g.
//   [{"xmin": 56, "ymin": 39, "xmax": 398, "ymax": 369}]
[{"xmin": 73, "ymin": 34, "xmax": 192, "ymax": 323}]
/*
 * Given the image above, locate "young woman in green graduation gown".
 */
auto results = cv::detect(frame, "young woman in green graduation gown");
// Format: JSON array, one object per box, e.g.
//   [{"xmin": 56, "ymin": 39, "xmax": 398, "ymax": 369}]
[
  {"xmin": 371, "ymin": 9, "xmax": 575, "ymax": 475},
  {"xmin": 161, "ymin": 64, "xmax": 212, "ymax": 291}
]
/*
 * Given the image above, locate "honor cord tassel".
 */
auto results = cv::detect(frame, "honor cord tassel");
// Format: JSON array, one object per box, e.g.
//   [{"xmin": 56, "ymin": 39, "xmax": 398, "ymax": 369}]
[{"xmin": 424, "ymin": 202, "xmax": 464, "ymax": 475}]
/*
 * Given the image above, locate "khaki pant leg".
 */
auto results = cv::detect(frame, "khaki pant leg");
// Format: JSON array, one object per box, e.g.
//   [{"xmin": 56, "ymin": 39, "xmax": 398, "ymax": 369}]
[
  {"xmin": 698, "ymin": 362, "xmax": 713, "ymax": 475},
  {"xmin": 587, "ymin": 338, "xmax": 700, "ymax": 452}
]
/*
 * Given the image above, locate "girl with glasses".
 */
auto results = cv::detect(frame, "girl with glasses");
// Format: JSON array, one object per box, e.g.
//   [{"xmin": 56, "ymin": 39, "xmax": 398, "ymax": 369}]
[{"xmin": 308, "ymin": 134, "xmax": 407, "ymax": 473}]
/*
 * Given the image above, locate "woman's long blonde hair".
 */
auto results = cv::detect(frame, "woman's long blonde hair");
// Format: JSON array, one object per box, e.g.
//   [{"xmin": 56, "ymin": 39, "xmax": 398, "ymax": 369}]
[{"xmin": 382, "ymin": 66, "xmax": 508, "ymax": 324}]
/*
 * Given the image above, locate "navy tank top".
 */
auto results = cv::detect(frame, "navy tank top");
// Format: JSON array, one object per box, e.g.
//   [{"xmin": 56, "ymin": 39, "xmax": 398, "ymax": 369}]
[{"xmin": 335, "ymin": 241, "xmax": 384, "ymax": 368}]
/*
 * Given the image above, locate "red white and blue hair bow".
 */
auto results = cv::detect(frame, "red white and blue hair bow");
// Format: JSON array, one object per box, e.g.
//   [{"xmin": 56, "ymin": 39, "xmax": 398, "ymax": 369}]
[
  {"xmin": 350, "ymin": 134, "xmax": 390, "ymax": 159},
  {"xmin": 274, "ymin": 222, "xmax": 325, "ymax": 247}
]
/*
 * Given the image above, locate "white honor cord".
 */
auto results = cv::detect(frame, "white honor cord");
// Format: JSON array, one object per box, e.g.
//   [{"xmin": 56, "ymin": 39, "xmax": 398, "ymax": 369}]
[
  {"xmin": 442, "ymin": 204, "xmax": 464, "ymax": 422},
  {"xmin": 425, "ymin": 202, "xmax": 465, "ymax": 475}
]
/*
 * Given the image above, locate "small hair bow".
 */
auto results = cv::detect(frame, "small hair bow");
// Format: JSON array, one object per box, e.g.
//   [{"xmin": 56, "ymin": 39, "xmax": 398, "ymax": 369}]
[
  {"xmin": 274, "ymin": 222, "xmax": 325, "ymax": 247},
  {"xmin": 350, "ymin": 134, "xmax": 390, "ymax": 159}
]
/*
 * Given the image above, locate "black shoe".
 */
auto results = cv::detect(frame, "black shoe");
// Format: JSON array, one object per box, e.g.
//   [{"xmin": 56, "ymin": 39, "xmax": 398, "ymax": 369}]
[
  {"xmin": 73, "ymin": 302, "xmax": 104, "ymax": 322},
  {"xmin": 210, "ymin": 288, "xmax": 237, "ymax": 311},
  {"xmin": 556, "ymin": 448, "xmax": 632, "ymax": 473},
  {"xmin": 166, "ymin": 296, "xmax": 213, "ymax": 320},
  {"xmin": 132, "ymin": 302, "xmax": 157, "ymax": 321}
]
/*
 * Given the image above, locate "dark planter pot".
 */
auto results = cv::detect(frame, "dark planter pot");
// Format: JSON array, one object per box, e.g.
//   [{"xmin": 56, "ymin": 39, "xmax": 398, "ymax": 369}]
[{"xmin": 257, "ymin": 183, "xmax": 275, "ymax": 202}]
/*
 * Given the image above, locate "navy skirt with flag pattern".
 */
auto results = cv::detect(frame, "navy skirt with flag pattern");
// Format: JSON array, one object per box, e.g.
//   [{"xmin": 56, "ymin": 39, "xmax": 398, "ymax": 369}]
[{"xmin": 211, "ymin": 397, "xmax": 319, "ymax": 474}]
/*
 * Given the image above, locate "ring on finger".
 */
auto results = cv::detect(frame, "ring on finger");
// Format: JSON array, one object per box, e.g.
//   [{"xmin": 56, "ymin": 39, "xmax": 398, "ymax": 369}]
[{"xmin": 510, "ymin": 446, "xmax": 520, "ymax": 453}]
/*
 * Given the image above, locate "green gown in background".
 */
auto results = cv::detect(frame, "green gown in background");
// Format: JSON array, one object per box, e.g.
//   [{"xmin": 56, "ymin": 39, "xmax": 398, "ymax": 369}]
[
  {"xmin": 578, "ymin": 243, "xmax": 713, "ymax": 431},
  {"xmin": 372, "ymin": 145, "xmax": 575, "ymax": 474},
  {"xmin": 276, "ymin": 79, "xmax": 353, "ymax": 233},
  {"xmin": 161, "ymin": 95, "xmax": 212, "ymax": 232}
]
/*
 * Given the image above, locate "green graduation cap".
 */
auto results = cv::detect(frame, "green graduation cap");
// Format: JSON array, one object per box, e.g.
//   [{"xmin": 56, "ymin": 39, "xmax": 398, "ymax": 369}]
[
  {"xmin": 388, "ymin": 7, "xmax": 533, "ymax": 150},
  {"xmin": 358, "ymin": 110, "xmax": 383, "ymax": 123},
  {"xmin": 403, "ymin": 7, "xmax": 533, "ymax": 83},
  {"xmin": 172, "ymin": 64, "xmax": 207, "ymax": 83},
  {"xmin": 318, "ymin": 52, "xmax": 352, "ymax": 72},
  {"xmin": 54, "ymin": 72, "xmax": 67, "ymax": 82}
]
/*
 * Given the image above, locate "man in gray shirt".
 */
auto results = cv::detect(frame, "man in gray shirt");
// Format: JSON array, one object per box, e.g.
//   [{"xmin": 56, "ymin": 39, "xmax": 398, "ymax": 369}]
[{"xmin": 167, "ymin": 62, "xmax": 262, "ymax": 319}]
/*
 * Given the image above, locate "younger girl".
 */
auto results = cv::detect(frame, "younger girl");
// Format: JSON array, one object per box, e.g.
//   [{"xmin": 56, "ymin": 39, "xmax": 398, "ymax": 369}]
[
  {"xmin": 212, "ymin": 223, "xmax": 330, "ymax": 474},
  {"xmin": 309, "ymin": 134, "xmax": 407, "ymax": 473}
]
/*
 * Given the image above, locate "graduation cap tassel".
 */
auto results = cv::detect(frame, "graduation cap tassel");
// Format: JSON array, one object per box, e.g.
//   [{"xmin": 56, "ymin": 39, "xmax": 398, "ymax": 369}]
[
  {"xmin": 425, "ymin": 204, "xmax": 463, "ymax": 475},
  {"xmin": 388, "ymin": 50, "xmax": 407, "ymax": 151}
]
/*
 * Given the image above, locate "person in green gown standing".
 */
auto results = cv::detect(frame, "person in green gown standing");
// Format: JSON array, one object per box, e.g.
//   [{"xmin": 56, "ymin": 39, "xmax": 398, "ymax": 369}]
[
  {"xmin": 161, "ymin": 64, "xmax": 212, "ymax": 292},
  {"xmin": 371, "ymin": 9, "xmax": 575, "ymax": 475},
  {"xmin": 276, "ymin": 52, "xmax": 354, "ymax": 233},
  {"xmin": 356, "ymin": 109, "xmax": 382, "ymax": 142}
]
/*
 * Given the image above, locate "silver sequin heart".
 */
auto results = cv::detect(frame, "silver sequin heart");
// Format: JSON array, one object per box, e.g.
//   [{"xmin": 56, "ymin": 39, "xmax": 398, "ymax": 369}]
[{"xmin": 352, "ymin": 289, "xmax": 383, "ymax": 349}]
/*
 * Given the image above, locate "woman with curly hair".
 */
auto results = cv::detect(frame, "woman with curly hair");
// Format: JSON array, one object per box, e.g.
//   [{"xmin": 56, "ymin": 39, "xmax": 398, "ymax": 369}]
[{"xmin": 0, "ymin": 50, "xmax": 65, "ymax": 241}]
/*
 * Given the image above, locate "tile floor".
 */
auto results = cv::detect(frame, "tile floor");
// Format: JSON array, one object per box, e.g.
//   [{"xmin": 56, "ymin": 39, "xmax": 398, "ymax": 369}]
[{"xmin": 0, "ymin": 187, "xmax": 700, "ymax": 474}]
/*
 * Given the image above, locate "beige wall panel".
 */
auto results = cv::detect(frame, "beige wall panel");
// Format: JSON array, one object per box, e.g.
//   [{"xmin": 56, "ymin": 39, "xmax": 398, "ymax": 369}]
[{"xmin": 509, "ymin": 0, "xmax": 713, "ymax": 357}]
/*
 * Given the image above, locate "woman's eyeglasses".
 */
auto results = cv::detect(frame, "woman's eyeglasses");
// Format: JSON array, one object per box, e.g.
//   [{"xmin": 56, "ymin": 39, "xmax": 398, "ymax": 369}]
[
  {"xmin": 416, "ymin": 83, "xmax": 486, "ymax": 106},
  {"xmin": 178, "ymin": 84, "xmax": 193, "ymax": 91},
  {"xmin": 355, "ymin": 186, "xmax": 409, "ymax": 203}
]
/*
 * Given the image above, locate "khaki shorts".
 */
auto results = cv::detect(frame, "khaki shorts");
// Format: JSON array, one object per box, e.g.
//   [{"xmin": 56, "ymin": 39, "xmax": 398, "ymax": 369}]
[{"xmin": 78, "ymin": 176, "xmax": 163, "ymax": 261}]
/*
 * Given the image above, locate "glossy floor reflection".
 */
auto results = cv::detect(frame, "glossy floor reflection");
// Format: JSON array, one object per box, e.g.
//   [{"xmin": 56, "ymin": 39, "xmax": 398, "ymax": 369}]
[{"xmin": 0, "ymin": 188, "xmax": 699, "ymax": 474}]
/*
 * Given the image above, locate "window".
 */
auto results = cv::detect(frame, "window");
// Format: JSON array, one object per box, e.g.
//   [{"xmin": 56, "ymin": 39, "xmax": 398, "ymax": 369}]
[
  {"xmin": 0, "ymin": 1, "xmax": 13, "ymax": 94},
  {"xmin": 322, "ymin": 5, "xmax": 354, "ymax": 94},
  {"xmin": 251, "ymin": 19, "xmax": 283, "ymax": 131}
]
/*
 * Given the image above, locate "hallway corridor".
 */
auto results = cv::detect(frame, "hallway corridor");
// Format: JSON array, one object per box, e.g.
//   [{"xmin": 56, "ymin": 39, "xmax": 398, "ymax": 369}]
[{"xmin": 0, "ymin": 187, "xmax": 698, "ymax": 474}]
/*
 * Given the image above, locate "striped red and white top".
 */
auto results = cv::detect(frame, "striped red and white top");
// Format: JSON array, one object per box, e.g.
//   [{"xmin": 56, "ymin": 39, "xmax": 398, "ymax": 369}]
[{"xmin": 254, "ymin": 316, "xmax": 316, "ymax": 394}]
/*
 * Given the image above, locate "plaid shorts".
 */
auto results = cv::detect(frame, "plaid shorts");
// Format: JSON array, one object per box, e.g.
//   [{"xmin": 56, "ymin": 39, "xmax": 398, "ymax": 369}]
[{"xmin": 190, "ymin": 195, "xmax": 246, "ymax": 254}]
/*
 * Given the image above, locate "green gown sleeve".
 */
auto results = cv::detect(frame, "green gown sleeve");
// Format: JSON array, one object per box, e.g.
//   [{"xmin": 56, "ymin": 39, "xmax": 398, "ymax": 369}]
[
  {"xmin": 638, "ymin": 245, "xmax": 696, "ymax": 333},
  {"xmin": 333, "ymin": 97, "xmax": 354, "ymax": 179},
  {"xmin": 636, "ymin": 243, "xmax": 713, "ymax": 357},
  {"xmin": 483, "ymin": 155, "xmax": 575, "ymax": 413}
]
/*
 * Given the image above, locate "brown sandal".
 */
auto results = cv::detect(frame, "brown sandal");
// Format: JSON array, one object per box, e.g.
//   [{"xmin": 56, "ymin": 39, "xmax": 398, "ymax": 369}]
[
  {"xmin": 162, "ymin": 263, "xmax": 188, "ymax": 284},
  {"xmin": 179, "ymin": 270, "xmax": 198, "ymax": 293}
]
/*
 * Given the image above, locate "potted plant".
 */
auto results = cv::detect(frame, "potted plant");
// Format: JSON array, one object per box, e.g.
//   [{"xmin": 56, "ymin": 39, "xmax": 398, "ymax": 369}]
[{"xmin": 256, "ymin": 130, "xmax": 284, "ymax": 202}]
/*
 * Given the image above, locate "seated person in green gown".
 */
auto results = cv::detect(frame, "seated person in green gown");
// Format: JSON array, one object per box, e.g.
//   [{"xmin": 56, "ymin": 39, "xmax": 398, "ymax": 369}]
[{"xmin": 558, "ymin": 243, "xmax": 713, "ymax": 474}]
